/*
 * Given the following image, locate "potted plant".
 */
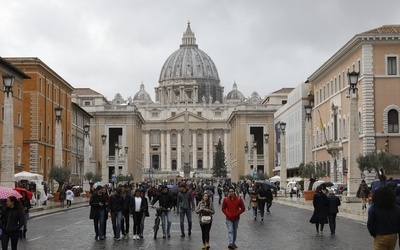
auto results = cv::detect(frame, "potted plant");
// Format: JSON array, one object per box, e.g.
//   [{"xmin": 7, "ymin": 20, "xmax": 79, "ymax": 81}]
[
  {"xmin": 49, "ymin": 165, "xmax": 71, "ymax": 202},
  {"xmin": 84, "ymin": 172, "xmax": 102, "ymax": 197},
  {"xmin": 299, "ymin": 162, "xmax": 317, "ymax": 201}
]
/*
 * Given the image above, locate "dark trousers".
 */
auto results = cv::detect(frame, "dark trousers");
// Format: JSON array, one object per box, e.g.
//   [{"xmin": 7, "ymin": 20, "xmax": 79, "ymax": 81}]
[
  {"xmin": 2, "ymin": 231, "xmax": 19, "ymax": 250},
  {"xmin": 258, "ymin": 201, "xmax": 266, "ymax": 218},
  {"xmin": 133, "ymin": 211, "xmax": 143, "ymax": 235},
  {"xmin": 328, "ymin": 213, "xmax": 337, "ymax": 233},
  {"xmin": 200, "ymin": 222, "xmax": 212, "ymax": 243},
  {"xmin": 121, "ymin": 211, "xmax": 130, "ymax": 235}
]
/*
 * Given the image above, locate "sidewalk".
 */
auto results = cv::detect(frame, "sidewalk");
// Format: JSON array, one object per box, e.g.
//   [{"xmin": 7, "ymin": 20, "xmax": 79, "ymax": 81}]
[
  {"xmin": 272, "ymin": 194, "xmax": 368, "ymax": 222},
  {"xmin": 29, "ymin": 195, "xmax": 90, "ymax": 219}
]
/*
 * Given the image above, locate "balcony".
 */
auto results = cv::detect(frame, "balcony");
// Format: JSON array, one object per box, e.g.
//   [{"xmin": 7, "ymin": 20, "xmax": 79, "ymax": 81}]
[{"xmin": 326, "ymin": 140, "xmax": 342, "ymax": 156}]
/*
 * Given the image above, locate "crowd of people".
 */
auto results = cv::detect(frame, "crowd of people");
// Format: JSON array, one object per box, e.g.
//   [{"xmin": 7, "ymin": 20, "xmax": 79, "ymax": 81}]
[{"xmin": 88, "ymin": 179, "xmax": 274, "ymax": 249}]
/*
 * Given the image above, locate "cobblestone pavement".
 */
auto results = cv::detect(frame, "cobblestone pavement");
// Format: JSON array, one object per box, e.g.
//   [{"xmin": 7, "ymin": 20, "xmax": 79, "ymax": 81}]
[{"xmin": 20, "ymin": 195, "xmax": 372, "ymax": 250}]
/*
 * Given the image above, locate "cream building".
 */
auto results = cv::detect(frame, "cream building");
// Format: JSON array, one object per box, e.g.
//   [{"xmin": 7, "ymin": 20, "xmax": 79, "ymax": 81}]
[
  {"xmin": 307, "ymin": 25, "xmax": 400, "ymax": 196},
  {"xmin": 73, "ymin": 23, "xmax": 289, "ymax": 182}
]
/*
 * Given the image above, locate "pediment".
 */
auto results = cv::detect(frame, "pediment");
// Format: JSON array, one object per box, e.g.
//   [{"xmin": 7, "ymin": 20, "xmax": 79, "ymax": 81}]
[{"xmin": 165, "ymin": 111, "xmax": 208, "ymax": 123}]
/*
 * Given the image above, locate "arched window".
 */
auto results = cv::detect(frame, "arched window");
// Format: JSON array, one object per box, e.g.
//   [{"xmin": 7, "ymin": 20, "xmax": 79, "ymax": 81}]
[
  {"xmin": 197, "ymin": 133, "xmax": 203, "ymax": 143},
  {"xmin": 171, "ymin": 133, "xmax": 177, "ymax": 144},
  {"xmin": 172, "ymin": 160, "xmax": 177, "ymax": 170},
  {"xmin": 388, "ymin": 109, "xmax": 399, "ymax": 133}
]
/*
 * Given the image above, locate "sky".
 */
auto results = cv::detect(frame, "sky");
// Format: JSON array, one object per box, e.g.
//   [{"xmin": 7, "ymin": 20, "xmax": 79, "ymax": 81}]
[{"xmin": 1, "ymin": 0, "xmax": 400, "ymax": 101}]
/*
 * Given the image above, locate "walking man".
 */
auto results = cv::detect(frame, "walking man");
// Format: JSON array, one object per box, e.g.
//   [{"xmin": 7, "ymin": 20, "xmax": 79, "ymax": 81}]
[
  {"xmin": 177, "ymin": 183, "xmax": 195, "ymax": 237},
  {"xmin": 327, "ymin": 189, "xmax": 341, "ymax": 234},
  {"xmin": 266, "ymin": 187, "xmax": 273, "ymax": 213},
  {"xmin": 120, "ymin": 185, "xmax": 131, "ymax": 239},
  {"xmin": 151, "ymin": 185, "xmax": 174, "ymax": 238},
  {"xmin": 108, "ymin": 187, "xmax": 123, "ymax": 241},
  {"xmin": 89, "ymin": 185, "xmax": 106, "ymax": 240},
  {"xmin": 222, "ymin": 186, "xmax": 245, "ymax": 249}
]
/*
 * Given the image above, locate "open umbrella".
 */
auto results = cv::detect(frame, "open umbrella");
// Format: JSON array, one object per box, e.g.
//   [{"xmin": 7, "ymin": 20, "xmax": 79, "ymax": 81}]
[
  {"xmin": 0, "ymin": 186, "xmax": 23, "ymax": 199},
  {"xmin": 168, "ymin": 185, "xmax": 180, "ymax": 194},
  {"xmin": 13, "ymin": 187, "xmax": 33, "ymax": 200},
  {"xmin": 269, "ymin": 175, "xmax": 281, "ymax": 182},
  {"xmin": 256, "ymin": 180, "xmax": 277, "ymax": 190}
]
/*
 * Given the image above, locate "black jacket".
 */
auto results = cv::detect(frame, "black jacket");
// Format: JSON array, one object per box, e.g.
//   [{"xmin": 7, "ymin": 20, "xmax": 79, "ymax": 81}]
[
  {"xmin": 130, "ymin": 196, "xmax": 147, "ymax": 214},
  {"xmin": 327, "ymin": 193, "xmax": 341, "ymax": 214},
  {"xmin": 89, "ymin": 192, "xmax": 107, "ymax": 220},
  {"xmin": 108, "ymin": 193, "xmax": 123, "ymax": 213},
  {"xmin": 1, "ymin": 207, "xmax": 24, "ymax": 234},
  {"xmin": 121, "ymin": 192, "xmax": 132, "ymax": 213},
  {"xmin": 151, "ymin": 192, "xmax": 174, "ymax": 209}
]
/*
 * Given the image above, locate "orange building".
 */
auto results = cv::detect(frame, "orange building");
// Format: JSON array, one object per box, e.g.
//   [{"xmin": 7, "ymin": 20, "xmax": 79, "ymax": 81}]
[{"xmin": 5, "ymin": 57, "xmax": 74, "ymax": 182}]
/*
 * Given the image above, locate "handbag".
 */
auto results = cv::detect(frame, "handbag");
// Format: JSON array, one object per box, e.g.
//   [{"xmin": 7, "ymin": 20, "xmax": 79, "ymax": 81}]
[{"xmin": 201, "ymin": 215, "xmax": 212, "ymax": 224}]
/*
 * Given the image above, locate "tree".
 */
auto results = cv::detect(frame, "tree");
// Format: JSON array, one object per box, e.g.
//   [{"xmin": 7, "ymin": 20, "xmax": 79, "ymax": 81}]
[
  {"xmin": 49, "ymin": 165, "xmax": 71, "ymax": 192},
  {"xmin": 357, "ymin": 151, "xmax": 400, "ymax": 188},
  {"xmin": 299, "ymin": 162, "xmax": 326, "ymax": 190},
  {"xmin": 212, "ymin": 139, "xmax": 227, "ymax": 178},
  {"xmin": 85, "ymin": 171, "xmax": 102, "ymax": 185}
]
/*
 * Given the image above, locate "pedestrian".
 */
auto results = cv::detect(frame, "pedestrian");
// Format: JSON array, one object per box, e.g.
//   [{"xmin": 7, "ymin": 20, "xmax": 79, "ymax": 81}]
[
  {"xmin": 59, "ymin": 188, "xmax": 66, "ymax": 208},
  {"xmin": 195, "ymin": 193, "xmax": 215, "ymax": 250},
  {"xmin": 217, "ymin": 184, "xmax": 223, "ymax": 205},
  {"xmin": 120, "ymin": 185, "xmax": 132, "ymax": 239},
  {"xmin": 89, "ymin": 185, "xmax": 107, "ymax": 240},
  {"xmin": 19, "ymin": 191, "xmax": 32, "ymax": 239},
  {"xmin": 66, "ymin": 189, "xmax": 74, "ymax": 208},
  {"xmin": 102, "ymin": 186, "xmax": 110, "ymax": 238},
  {"xmin": 151, "ymin": 185, "xmax": 174, "ymax": 238},
  {"xmin": 356, "ymin": 180, "xmax": 369, "ymax": 210},
  {"xmin": 309, "ymin": 186, "xmax": 329, "ymax": 235},
  {"xmin": 367, "ymin": 186, "xmax": 400, "ymax": 249},
  {"xmin": 130, "ymin": 189, "xmax": 146, "ymax": 240},
  {"xmin": 222, "ymin": 186, "xmax": 245, "ymax": 249},
  {"xmin": 108, "ymin": 187, "xmax": 123, "ymax": 241},
  {"xmin": 265, "ymin": 187, "xmax": 273, "ymax": 213},
  {"xmin": 1, "ymin": 196, "xmax": 24, "ymax": 250},
  {"xmin": 248, "ymin": 191, "xmax": 258, "ymax": 220},
  {"xmin": 256, "ymin": 185, "xmax": 267, "ymax": 220},
  {"xmin": 327, "ymin": 189, "xmax": 341, "ymax": 234},
  {"xmin": 139, "ymin": 189, "xmax": 149, "ymax": 239},
  {"xmin": 177, "ymin": 183, "xmax": 195, "ymax": 237}
]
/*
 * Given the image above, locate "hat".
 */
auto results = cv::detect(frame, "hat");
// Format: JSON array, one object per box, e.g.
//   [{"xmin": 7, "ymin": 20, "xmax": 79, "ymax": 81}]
[{"xmin": 96, "ymin": 185, "xmax": 103, "ymax": 190}]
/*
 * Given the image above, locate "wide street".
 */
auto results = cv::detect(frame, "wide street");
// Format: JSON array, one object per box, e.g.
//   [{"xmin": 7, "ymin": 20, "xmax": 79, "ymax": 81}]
[{"xmin": 18, "ymin": 198, "xmax": 373, "ymax": 250}]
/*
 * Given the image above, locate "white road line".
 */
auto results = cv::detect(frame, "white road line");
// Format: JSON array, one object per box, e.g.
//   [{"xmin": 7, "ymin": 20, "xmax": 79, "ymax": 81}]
[
  {"xmin": 55, "ymin": 227, "xmax": 66, "ymax": 231},
  {"xmin": 27, "ymin": 236, "xmax": 44, "ymax": 242},
  {"xmin": 75, "ymin": 221, "xmax": 84, "ymax": 224}
]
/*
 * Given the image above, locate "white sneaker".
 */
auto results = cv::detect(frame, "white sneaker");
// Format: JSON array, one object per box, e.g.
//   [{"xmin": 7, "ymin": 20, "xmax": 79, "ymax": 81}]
[{"xmin": 132, "ymin": 235, "xmax": 137, "ymax": 240}]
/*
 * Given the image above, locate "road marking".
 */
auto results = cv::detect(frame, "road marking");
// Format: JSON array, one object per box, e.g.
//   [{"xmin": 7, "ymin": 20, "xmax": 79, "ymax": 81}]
[
  {"xmin": 75, "ymin": 221, "xmax": 84, "ymax": 224},
  {"xmin": 27, "ymin": 236, "xmax": 44, "ymax": 242},
  {"xmin": 55, "ymin": 227, "xmax": 66, "ymax": 231}
]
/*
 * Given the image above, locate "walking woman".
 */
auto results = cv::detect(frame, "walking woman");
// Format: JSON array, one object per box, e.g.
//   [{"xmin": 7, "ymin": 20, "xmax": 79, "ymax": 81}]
[
  {"xmin": 356, "ymin": 180, "xmax": 369, "ymax": 210},
  {"xmin": 309, "ymin": 186, "xmax": 329, "ymax": 235},
  {"xmin": 1, "ymin": 196, "xmax": 24, "ymax": 250},
  {"xmin": 195, "ymin": 193, "xmax": 215, "ymax": 250},
  {"xmin": 130, "ymin": 189, "xmax": 146, "ymax": 240},
  {"xmin": 20, "ymin": 191, "xmax": 32, "ymax": 239}
]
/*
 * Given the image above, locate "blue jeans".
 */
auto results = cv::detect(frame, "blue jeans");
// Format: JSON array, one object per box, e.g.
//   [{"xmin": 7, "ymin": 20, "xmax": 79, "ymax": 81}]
[
  {"xmin": 161, "ymin": 210, "xmax": 172, "ymax": 235},
  {"xmin": 179, "ymin": 207, "xmax": 192, "ymax": 234},
  {"xmin": 252, "ymin": 207, "xmax": 258, "ymax": 217},
  {"xmin": 226, "ymin": 219, "xmax": 239, "ymax": 244},
  {"xmin": 111, "ymin": 211, "xmax": 122, "ymax": 239},
  {"xmin": 94, "ymin": 210, "xmax": 105, "ymax": 237}
]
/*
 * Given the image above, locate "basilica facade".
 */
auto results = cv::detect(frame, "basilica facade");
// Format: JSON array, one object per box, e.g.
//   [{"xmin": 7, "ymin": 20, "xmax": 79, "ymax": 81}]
[{"xmin": 73, "ymin": 23, "xmax": 286, "ymax": 182}]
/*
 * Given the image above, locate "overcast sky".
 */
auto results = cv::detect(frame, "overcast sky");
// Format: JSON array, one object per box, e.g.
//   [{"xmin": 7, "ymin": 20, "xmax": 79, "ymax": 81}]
[{"xmin": 1, "ymin": 0, "xmax": 400, "ymax": 101}]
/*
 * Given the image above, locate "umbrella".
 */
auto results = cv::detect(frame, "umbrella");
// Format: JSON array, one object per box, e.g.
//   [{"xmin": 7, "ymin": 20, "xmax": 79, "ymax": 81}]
[
  {"xmin": 321, "ymin": 182, "xmax": 334, "ymax": 187},
  {"xmin": 0, "ymin": 186, "xmax": 23, "ymax": 199},
  {"xmin": 168, "ymin": 185, "xmax": 180, "ymax": 194},
  {"xmin": 203, "ymin": 185, "xmax": 215, "ymax": 191},
  {"xmin": 93, "ymin": 182, "xmax": 104, "ymax": 189},
  {"xmin": 13, "ymin": 187, "xmax": 33, "ymax": 200},
  {"xmin": 166, "ymin": 184, "xmax": 173, "ymax": 189},
  {"xmin": 256, "ymin": 180, "xmax": 277, "ymax": 190},
  {"xmin": 269, "ymin": 175, "xmax": 281, "ymax": 182}
]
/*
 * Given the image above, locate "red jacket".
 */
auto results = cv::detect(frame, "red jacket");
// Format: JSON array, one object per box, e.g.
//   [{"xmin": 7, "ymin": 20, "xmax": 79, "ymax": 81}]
[{"xmin": 222, "ymin": 195, "xmax": 245, "ymax": 221}]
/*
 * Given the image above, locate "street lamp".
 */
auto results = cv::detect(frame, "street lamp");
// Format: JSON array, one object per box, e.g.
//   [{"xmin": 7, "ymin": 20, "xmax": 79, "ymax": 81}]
[
  {"xmin": 244, "ymin": 141, "xmax": 249, "ymax": 153},
  {"xmin": 1, "ymin": 75, "xmax": 15, "ymax": 187},
  {"xmin": 101, "ymin": 134, "xmax": 108, "ymax": 184},
  {"xmin": 264, "ymin": 133, "xmax": 269, "ymax": 176},
  {"xmin": 54, "ymin": 107, "xmax": 63, "ymax": 167},
  {"xmin": 347, "ymin": 70, "xmax": 360, "ymax": 197},
  {"xmin": 305, "ymin": 105, "xmax": 312, "ymax": 121},
  {"xmin": 115, "ymin": 141, "xmax": 120, "ymax": 175},
  {"xmin": 264, "ymin": 133, "xmax": 269, "ymax": 144},
  {"xmin": 253, "ymin": 140, "xmax": 257, "ymax": 174},
  {"xmin": 279, "ymin": 122, "xmax": 287, "ymax": 195},
  {"xmin": 83, "ymin": 123, "xmax": 91, "ymax": 192},
  {"xmin": 101, "ymin": 134, "xmax": 107, "ymax": 144},
  {"xmin": 123, "ymin": 146, "xmax": 129, "ymax": 175}
]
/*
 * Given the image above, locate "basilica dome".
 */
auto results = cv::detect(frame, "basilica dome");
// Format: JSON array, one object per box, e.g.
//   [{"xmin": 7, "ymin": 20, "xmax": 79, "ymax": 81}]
[
  {"xmin": 226, "ymin": 82, "xmax": 244, "ymax": 102},
  {"xmin": 157, "ymin": 22, "xmax": 223, "ymax": 104},
  {"xmin": 133, "ymin": 83, "xmax": 153, "ymax": 104}
]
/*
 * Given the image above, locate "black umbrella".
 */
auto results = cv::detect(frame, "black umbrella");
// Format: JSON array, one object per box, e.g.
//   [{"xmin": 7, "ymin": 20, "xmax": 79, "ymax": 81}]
[
  {"xmin": 168, "ymin": 185, "xmax": 180, "ymax": 194},
  {"xmin": 256, "ymin": 180, "xmax": 277, "ymax": 190},
  {"xmin": 321, "ymin": 182, "xmax": 333, "ymax": 187},
  {"xmin": 203, "ymin": 185, "xmax": 215, "ymax": 192}
]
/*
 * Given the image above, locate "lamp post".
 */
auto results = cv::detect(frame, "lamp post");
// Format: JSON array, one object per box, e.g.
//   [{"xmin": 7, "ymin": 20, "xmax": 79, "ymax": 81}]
[
  {"xmin": 279, "ymin": 122, "xmax": 287, "ymax": 195},
  {"xmin": 101, "ymin": 134, "xmax": 108, "ymax": 184},
  {"xmin": 54, "ymin": 106, "xmax": 63, "ymax": 167},
  {"xmin": 244, "ymin": 141, "xmax": 249, "ymax": 176},
  {"xmin": 304, "ymin": 105, "xmax": 313, "ymax": 164},
  {"xmin": 264, "ymin": 133, "xmax": 269, "ymax": 175},
  {"xmin": 123, "ymin": 146, "xmax": 128, "ymax": 176},
  {"xmin": 83, "ymin": 123, "xmax": 90, "ymax": 192},
  {"xmin": 347, "ymin": 70, "xmax": 360, "ymax": 197},
  {"xmin": 1, "ymin": 75, "xmax": 15, "ymax": 187},
  {"xmin": 252, "ymin": 140, "xmax": 258, "ymax": 176}
]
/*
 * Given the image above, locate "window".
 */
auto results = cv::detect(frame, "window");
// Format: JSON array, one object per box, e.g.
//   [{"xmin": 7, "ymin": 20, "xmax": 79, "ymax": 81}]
[
  {"xmin": 214, "ymin": 111, "xmax": 222, "ymax": 117},
  {"xmin": 17, "ymin": 112, "xmax": 21, "ymax": 126},
  {"xmin": 171, "ymin": 133, "xmax": 177, "ymax": 144},
  {"xmin": 84, "ymin": 101, "xmax": 91, "ymax": 106},
  {"xmin": 171, "ymin": 112, "xmax": 176, "ymax": 117},
  {"xmin": 152, "ymin": 133, "xmax": 159, "ymax": 144},
  {"xmin": 197, "ymin": 133, "xmax": 203, "ymax": 143},
  {"xmin": 151, "ymin": 112, "xmax": 159, "ymax": 118},
  {"xmin": 388, "ymin": 109, "xmax": 399, "ymax": 133},
  {"xmin": 387, "ymin": 56, "xmax": 397, "ymax": 75},
  {"xmin": 197, "ymin": 112, "xmax": 202, "ymax": 117}
]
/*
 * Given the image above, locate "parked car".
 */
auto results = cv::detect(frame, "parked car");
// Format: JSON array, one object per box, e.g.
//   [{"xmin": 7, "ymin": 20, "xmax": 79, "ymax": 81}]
[{"xmin": 328, "ymin": 182, "xmax": 346, "ymax": 194}]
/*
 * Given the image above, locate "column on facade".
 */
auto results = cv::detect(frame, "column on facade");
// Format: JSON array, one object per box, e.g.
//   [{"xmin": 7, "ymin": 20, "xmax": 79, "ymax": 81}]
[
  {"xmin": 177, "ymin": 130, "xmax": 182, "ymax": 171},
  {"xmin": 192, "ymin": 130, "xmax": 197, "ymax": 169},
  {"xmin": 168, "ymin": 87, "xmax": 172, "ymax": 103},
  {"xmin": 166, "ymin": 130, "xmax": 171, "ymax": 171},
  {"xmin": 180, "ymin": 86, "xmax": 184, "ymax": 102},
  {"xmin": 209, "ymin": 131, "xmax": 213, "ymax": 168},
  {"xmin": 224, "ymin": 130, "xmax": 228, "ymax": 160},
  {"xmin": 144, "ymin": 131, "xmax": 150, "ymax": 169},
  {"xmin": 160, "ymin": 130, "xmax": 165, "ymax": 170},
  {"xmin": 203, "ymin": 130, "xmax": 208, "ymax": 169},
  {"xmin": 194, "ymin": 86, "xmax": 198, "ymax": 103}
]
